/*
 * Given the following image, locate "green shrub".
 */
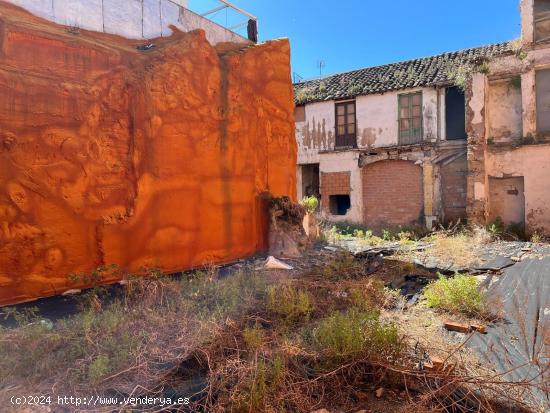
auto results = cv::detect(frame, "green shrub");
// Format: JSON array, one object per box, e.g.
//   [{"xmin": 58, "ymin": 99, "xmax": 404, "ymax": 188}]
[
  {"xmin": 423, "ymin": 274, "xmax": 486, "ymax": 317},
  {"xmin": 313, "ymin": 309, "xmax": 402, "ymax": 359},
  {"xmin": 243, "ymin": 324, "xmax": 264, "ymax": 352},
  {"xmin": 185, "ymin": 267, "xmax": 267, "ymax": 319},
  {"xmin": 531, "ymin": 231, "xmax": 543, "ymax": 243},
  {"xmin": 487, "ymin": 217, "xmax": 504, "ymax": 236},
  {"xmin": 266, "ymin": 285, "xmax": 313, "ymax": 323},
  {"xmin": 300, "ymin": 196, "xmax": 319, "ymax": 214},
  {"xmin": 88, "ymin": 354, "xmax": 110, "ymax": 385},
  {"xmin": 242, "ymin": 354, "xmax": 287, "ymax": 411}
]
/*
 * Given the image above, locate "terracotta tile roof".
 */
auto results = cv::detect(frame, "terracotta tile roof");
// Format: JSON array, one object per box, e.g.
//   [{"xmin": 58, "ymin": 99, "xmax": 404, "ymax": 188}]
[{"xmin": 294, "ymin": 42, "xmax": 514, "ymax": 105}]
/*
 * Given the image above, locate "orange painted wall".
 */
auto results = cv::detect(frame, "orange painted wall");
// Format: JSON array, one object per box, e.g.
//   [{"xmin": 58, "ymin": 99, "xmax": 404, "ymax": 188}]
[{"xmin": 0, "ymin": 2, "xmax": 296, "ymax": 305}]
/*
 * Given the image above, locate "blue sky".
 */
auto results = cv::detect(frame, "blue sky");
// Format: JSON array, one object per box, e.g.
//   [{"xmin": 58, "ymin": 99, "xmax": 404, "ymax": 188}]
[{"xmin": 189, "ymin": 0, "xmax": 521, "ymax": 81}]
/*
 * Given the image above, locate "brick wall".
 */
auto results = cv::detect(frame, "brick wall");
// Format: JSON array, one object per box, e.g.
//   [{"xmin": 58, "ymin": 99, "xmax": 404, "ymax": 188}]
[
  {"xmin": 442, "ymin": 156, "xmax": 468, "ymax": 224},
  {"xmin": 362, "ymin": 160, "xmax": 424, "ymax": 227},
  {"xmin": 320, "ymin": 172, "xmax": 351, "ymax": 213}
]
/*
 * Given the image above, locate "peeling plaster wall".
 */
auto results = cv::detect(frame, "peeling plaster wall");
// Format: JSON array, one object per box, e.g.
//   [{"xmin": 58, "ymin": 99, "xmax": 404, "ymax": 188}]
[
  {"xmin": 466, "ymin": 73, "xmax": 488, "ymax": 225},
  {"xmin": 487, "ymin": 79, "xmax": 523, "ymax": 142},
  {"xmin": 4, "ymin": 0, "xmax": 249, "ymax": 45},
  {"xmin": 296, "ymin": 100, "xmax": 334, "ymax": 164},
  {"xmin": 0, "ymin": 3, "xmax": 296, "ymax": 305},
  {"xmin": 466, "ymin": 0, "xmax": 550, "ymax": 234},
  {"xmin": 355, "ymin": 93, "xmax": 397, "ymax": 148},
  {"xmin": 522, "ymin": 0, "xmax": 535, "ymax": 46},
  {"xmin": 318, "ymin": 152, "xmax": 363, "ymax": 223},
  {"xmin": 487, "ymin": 145, "xmax": 550, "ymax": 231},
  {"xmin": 296, "ymin": 87, "xmax": 441, "ymax": 157},
  {"xmin": 295, "ymin": 86, "xmax": 457, "ymax": 225}
]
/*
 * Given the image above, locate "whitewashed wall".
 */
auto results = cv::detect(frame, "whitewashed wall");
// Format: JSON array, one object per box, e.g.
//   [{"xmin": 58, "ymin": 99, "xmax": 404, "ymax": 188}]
[
  {"xmin": 295, "ymin": 86, "xmax": 446, "ymax": 223},
  {"xmin": 6, "ymin": 0, "xmax": 249, "ymax": 45},
  {"xmin": 296, "ymin": 86, "xmax": 443, "ymax": 162}
]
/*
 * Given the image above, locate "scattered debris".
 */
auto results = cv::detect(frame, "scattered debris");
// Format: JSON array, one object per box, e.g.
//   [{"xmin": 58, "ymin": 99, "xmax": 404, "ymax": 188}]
[
  {"xmin": 424, "ymin": 356, "xmax": 456, "ymax": 375},
  {"xmin": 136, "ymin": 43, "xmax": 155, "ymax": 51},
  {"xmin": 444, "ymin": 320, "xmax": 472, "ymax": 334},
  {"xmin": 268, "ymin": 195, "xmax": 308, "ymax": 258},
  {"xmin": 61, "ymin": 289, "xmax": 81, "ymax": 296},
  {"xmin": 375, "ymin": 387, "xmax": 385, "ymax": 398},
  {"xmin": 264, "ymin": 256, "xmax": 294, "ymax": 270},
  {"xmin": 470, "ymin": 323, "xmax": 487, "ymax": 334},
  {"xmin": 392, "ymin": 274, "xmax": 430, "ymax": 304},
  {"xmin": 444, "ymin": 320, "xmax": 488, "ymax": 334}
]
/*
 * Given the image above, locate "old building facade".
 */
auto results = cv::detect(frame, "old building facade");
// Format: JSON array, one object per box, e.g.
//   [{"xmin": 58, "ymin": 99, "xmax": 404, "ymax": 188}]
[
  {"xmin": 295, "ymin": 0, "xmax": 550, "ymax": 236},
  {"xmin": 467, "ymin": 0, "xmax": 550, "ymax": 236},
  {"xmin": 294, "ymin": 44, "xmax": 512, "ymax": 230}
]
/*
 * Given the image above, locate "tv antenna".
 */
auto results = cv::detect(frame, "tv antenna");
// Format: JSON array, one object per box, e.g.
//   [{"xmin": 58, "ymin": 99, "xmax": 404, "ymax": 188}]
[{"xmin": 317, "ymin": 60, "xmax": 325, "ymax": 78}]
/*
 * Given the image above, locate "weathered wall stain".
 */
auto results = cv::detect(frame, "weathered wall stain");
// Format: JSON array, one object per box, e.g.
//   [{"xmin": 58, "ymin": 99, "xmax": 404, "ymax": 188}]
[
  {"xmin": 301, "ymin": 117, "xmax": 333, "ymax": 151},
  {"xmin": 359, "ymin": 127, "xmax": 381, "ymax": 149},
  {"xmin": 0, "ymin": 2, "xmax": 296, "ymax": 305}
]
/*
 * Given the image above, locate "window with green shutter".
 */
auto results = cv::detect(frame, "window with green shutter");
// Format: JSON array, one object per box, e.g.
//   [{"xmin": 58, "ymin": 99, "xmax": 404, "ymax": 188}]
[{"xmin": 398, "ymin": 92, "xmax": 423, "ymax": 145}]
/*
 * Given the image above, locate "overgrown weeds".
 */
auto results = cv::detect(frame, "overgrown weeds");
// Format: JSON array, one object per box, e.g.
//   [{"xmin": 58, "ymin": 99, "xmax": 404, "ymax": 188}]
[
  {"xmin": 312, "ymin": 308, "xmax": 402, "ymax": 360},
  {"xmin": 422, "ymin": 231, "xmax": 480, "ymax": 268},
  {"xmin": 0, "ymin": 250, "xmax": 543, "ymax": 412},
  {"xmin": 266, "ymin": 284, "xmax": 313, "ymax": 323},
  {"xmin": 0, "ymin": 265, "xmax": 267, "ymax": 399},
  {"xmin": 423, "ymin": 273, "xmax": 490, "ymax": 319}
]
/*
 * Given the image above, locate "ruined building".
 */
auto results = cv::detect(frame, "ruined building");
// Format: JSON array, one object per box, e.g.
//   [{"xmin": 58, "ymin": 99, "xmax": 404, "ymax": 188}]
[
  {"xmin": 294, "ymin": 44, "xmax": 512, "ymax": 230},
  {"xmin": 294, "ymin": 0, "xmax": 550, "ymax": 236},
  {"xmin": 0, "ymin": 1, "xmax": 296, "ymax": 305},
  {"xmin": 467, "ymin": 0, "xmax": 550, "ymax": 235}
]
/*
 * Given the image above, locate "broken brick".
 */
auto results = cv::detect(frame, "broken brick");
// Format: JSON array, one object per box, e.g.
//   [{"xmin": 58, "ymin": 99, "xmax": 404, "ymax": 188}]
[
  {"xmin": 470, "ymin": 324, "xmax": 487, "ymax": 334},
  {"xmin": 424, "ymin": 356, "xmax": 456, "ymax": 374},
  {"xmin": 444, "ymin": 320, "xmax": 471, "ymax": 333}
]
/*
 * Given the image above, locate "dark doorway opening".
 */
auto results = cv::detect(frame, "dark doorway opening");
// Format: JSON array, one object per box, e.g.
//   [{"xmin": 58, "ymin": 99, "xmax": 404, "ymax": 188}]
[
  {"xmin": 445, "ymin": 86, "xmax": 467, "ymax": 140},
  {"xmin": 301, "ymin": 164, "xmax": 320, "ymax": 200},
  {"xmin": 329, "ymin": 195, "xmax": 351, "ymax": 216}
]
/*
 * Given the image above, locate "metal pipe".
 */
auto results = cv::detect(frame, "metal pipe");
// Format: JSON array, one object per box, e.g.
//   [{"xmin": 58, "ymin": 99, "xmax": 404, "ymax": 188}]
[
  {"xmin": 217, "ymin": 0, "xmax": 257, "ymax": 21},
  {"xmin": 201, "ymin": 5, "xmax": 228, "ymax": 17},
  {"xmin": 229, "ymin": 21, "xmax": 248, "ymax": 30}
]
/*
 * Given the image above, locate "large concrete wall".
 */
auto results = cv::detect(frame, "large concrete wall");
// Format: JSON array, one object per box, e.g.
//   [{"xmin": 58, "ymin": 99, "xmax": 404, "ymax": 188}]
[
  {"xmin": 4, "ymin": 0, "xmax": 249, "ymax": 44},
  {"xmin": 0, "ymin": 3, "xmax": 296, "ymax": 305}
]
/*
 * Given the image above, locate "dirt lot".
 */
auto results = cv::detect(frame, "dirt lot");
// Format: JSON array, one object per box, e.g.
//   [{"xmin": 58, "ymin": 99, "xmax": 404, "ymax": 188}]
[{"xmin": 0, "ymin": 228, "xmax": 548, "ymax": 413}]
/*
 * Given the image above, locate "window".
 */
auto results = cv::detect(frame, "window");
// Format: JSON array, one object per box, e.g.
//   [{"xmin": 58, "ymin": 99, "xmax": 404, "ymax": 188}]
[
  {"xmin": 535, "ymin": 0, "xmax": 550, "ymax": 43},
  {"xmin": 335, "ymin": 101, "xmax": 357, "ymax": 148},
  {"xmin": 398, "ymin": 92, "xmax": 423, "ymax": 144},
  {"xmin": 329, "ymin": 195, "xmax": 351, "ymax": 215},
  {"xmin": 536, "ymin": 69, "xmax": 550, "ymax": 133},
  {"xmin": 445, "ymin": 87, "xmax": 467, "ymax": 140}
]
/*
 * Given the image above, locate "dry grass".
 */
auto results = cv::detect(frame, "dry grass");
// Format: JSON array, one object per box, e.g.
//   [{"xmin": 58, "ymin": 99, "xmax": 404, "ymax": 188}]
[
  {"xmin": 0, "ymin": 250, "xmax": 545, "ymax": 413},
  {"xmin": 425, "ymin": 233, "xmax": 478, "ymax": 268}
]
